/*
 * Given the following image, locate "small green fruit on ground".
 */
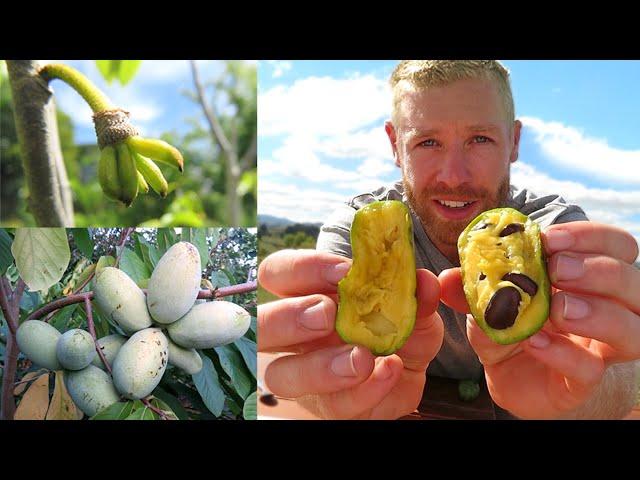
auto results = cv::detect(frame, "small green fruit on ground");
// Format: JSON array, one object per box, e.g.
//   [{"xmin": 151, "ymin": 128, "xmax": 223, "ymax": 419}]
[
  {"xmin": 56, "ymin": 329, "xmax": 96, "ymax": 370},
  {"xmin": 147, "ymin": 242, "xmax": 201, "ymax": 325},
  {"xmin": 93, "ymin": 267, "xmax": 153, "ymax": 335},
  {"xmin": 336, "ymin": 200, "xmax": 417, "ymax": 356},
  {"xmin": 112, "ymin": 328, "xmax": 168, "ymax": 400},
  {"xmin": 458, "ymin": 208, "xmax": 551, "ymax": 345},
  {"xmin": 458, "ymin": 379, "xmax": 481, "ymax": 402},
  {"xmin": 91, "ymin": 334, "xmax": 127, "ymax": 370},
  {"xmin": 167, "ymin": 338, "xmax": 203, "ymax": 375},
  {"xmin": 167, "ymin": 301, "xmax": 251, "ymax": 349},
  {"xmin": 16, "ymin": 320, "xmax": 62, "ymax": 370},
  {"xmin": 64, "ymin": 365, "xmax": 120, "ymax": 417}
]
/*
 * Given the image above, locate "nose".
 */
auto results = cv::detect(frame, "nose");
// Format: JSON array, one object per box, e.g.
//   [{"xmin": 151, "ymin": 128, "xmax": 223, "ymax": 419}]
[{"xmin": 435, "ymin": 144, "xmax": 472, "ymax": 188}]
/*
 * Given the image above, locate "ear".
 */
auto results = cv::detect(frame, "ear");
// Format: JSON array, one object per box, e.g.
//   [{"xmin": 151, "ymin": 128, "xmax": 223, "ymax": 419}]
[
  {"xmin": 509, "ymin": 120, "xmax": 522, "ymax": 164},
  {"xmin": 385, "ymin": 120, "xmax": 401, "ymax": 168}
]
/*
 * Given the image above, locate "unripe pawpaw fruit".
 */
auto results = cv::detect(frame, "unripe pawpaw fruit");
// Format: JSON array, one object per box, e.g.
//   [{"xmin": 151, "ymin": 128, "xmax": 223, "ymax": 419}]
[
  {"xmin": 64, "ymin": 365, "xmax": 120, "ymax": 417},
  {"xmin": 16, "ymin": 320, "xmax": 62, "ymax": 370},
  {"xmin": 167, "ymin": 301, "xmax": 251, "ymax": 349},
  {"xmin": 167, "ymin": 338, "xmax": 203, "ymax": 375},
  {"xmin": 91, "ymin": 334, "xmax": 127, "ymax": 370},
  {"xmin": 112, "ymin": 328, "xmax": 168, "ymax": 400},
  {"xmin": 56, "ymin": 329, "xmax": 96, "ymax": 370},
  {"xmin": 147, "ymin": 242, "xmax": 201, "ymax": 325},
  {"xmin": 93, "ymin": 267, "xmax": 153, "ymax": 335}
]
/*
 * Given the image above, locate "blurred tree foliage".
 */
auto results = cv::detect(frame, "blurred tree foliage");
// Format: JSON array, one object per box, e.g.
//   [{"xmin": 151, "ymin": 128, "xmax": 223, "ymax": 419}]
[{"xmin": 0, "ymin": 61, "xmax": 256, "ymax": 228}]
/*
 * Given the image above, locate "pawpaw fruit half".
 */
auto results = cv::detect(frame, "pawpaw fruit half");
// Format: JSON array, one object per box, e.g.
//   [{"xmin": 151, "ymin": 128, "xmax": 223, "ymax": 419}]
[
  {"xmin": 336, "ymin": 200, "xmax": 417, "ymax": 356},
  {"xmin": 458, "ymin": 207, "xmax": 551, "ymax": 345}
]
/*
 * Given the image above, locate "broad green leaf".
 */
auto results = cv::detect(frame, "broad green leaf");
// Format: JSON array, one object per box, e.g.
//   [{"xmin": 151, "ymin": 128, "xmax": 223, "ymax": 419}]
[
  {"xmin": 209, "ymin": 228, "xmax": 221, "ymax": 248},
  {"xmin": 95, "ymin": 60, "xmax": 141, "ymax": 86},
  {"xmin": 243, "ymin": 391, "xmax": 257, "ymax": 420},
  {"xmin": 187, "ymin": 229, "xmax": 209, "ymax": 268},
  {"xmin": 0, "ymin": 229, "xmax": 13, "ymax": 275},
  {"xmin": 125, "ymin": 405, "xmax": 158, "ymax": 420},
  {"xmin": 214, "ymin": 345, "xmax": 253, "ymax": 400},
  {"xmin": 19, "ymin": 290, "xmax": 42, "ymax": 312},
  {"xmin": 11, "ymin": 229, "xmax": 70, "ymax": 291},
  {"xmin": 156, "ymin": 228, "xmax": 177, "ymax": 254},
  {"xmin": 210, "ymin": 270, "xmax": 231, "ymax": 289},
  {"xmin": 250, "ymin": 316, "xmax": 257, "ymax": 335},
  {"xmin": 192, "ymin": 354, "xmax": 225, "ymax": 416},
  {"xmin": 237, "ymin": 170, "xmax": 257, "ymax": 197},
  {"xmin": 71, "ymin": 229, "xmax": 94, "ymax": 259},
  {"xmin": 136, "ymin": 235, "xmax": 160, "ymax": 271},
  {"xmin": 73, "ymin": 263, "xmax": 95, "ymax": 293},
  {"xmin": 149, "ymin": 397, "xmax": 179, "ymax": 420},
  {"xmin": 152, "ymin": 386, "xmax": 190, "ymax": 420},
  {"xmin": 46, "ymin": 371, "xmax": 83, "ymax": 420},
  {"xmin": 94, "ymin": 255, "xmax": 115, "ymax": 280},
  {"xmin": 14, "ymin": 373, "xmax": 49, "ymax": 420},
  {"xmin": 49, "ymin": 304, "xmax": 77, "ymax": 331},
  {"xmin": 91, "ymin": 401, "xmax": 136, "ymax": 420},
  {"xmin": 118, "ymin": 248, "xmax": 151, "ymax": 287},
  {"xmin": 234, "ymin": 337, "xmax": 256, "ymax": 378},
  {"xmin": 96, "ymin": 60, "xmax": 117, "ymax": 83},
  {"xmin": 117, "ymin": 60, "xmax": 141, "ymax": 86}
]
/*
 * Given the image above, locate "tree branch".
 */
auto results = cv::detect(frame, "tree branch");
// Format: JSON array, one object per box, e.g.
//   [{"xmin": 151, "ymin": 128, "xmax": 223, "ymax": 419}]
[
  {"xmin": 84, "ymin": 296, "xmax": 112, "ymax": 375},
  {"xmin": 6, "ymin": 60, "xmax": 74, "ymax": 226}
]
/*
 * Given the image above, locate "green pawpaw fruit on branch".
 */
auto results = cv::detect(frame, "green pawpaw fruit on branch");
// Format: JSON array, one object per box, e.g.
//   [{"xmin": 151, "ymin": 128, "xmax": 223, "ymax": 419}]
[
  {"xmin": 336, "ymin": 200, "xmax": 417, "ymax": 356},
  {"xmin": 458, "ymin": 207, "xmax": 551, "ymax": 345}
]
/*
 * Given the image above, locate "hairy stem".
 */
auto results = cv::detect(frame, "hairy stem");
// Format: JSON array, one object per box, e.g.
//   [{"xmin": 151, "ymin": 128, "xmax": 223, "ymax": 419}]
[
  {"xmin": 6, "ymin": 60, "xmax": 74, "ymax": 226},
  {"xmin": 39, "ymin": 63, "xmax": 113, "ymax": 113}
]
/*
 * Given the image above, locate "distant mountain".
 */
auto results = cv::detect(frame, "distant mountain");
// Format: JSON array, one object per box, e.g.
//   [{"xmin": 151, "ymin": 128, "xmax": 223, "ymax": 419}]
[{"xmin": 258, "ymin": 214, "xmax": 295, "ymax": 227}]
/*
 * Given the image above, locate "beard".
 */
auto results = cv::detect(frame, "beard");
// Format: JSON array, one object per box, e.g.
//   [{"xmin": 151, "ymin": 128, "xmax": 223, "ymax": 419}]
[{"xmin": 403, "ymin": 170, "xmax": 511, "ymax": 252}]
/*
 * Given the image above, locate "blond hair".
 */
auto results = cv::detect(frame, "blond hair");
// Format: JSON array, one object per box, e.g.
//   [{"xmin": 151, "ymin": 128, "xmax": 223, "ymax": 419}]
[{"xmin": 390, "ymin": 60, "xmax": 514, "ymax": 125}]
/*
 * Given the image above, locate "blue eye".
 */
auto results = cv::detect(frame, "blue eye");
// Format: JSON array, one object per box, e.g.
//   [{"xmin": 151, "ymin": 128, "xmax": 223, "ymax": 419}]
[
  {"xmin": 473, "ymin": 136, "xmax": 492, "ymax": 143},
  {"xmin": 420, "ymin": 139, "xmax": 438, "ymax": 147}
]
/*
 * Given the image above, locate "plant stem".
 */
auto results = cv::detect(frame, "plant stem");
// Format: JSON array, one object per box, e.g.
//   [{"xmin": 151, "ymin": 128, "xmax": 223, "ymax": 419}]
[
  {"xmin": 142, "ymin": 398, "xmax": 168, "ymax": 420},
  {"xmin": 39, "ymin": 63, "xmax": 113, "ymax": 113},
  {"xmin": 114, "ymin": 228, "xmax": 135, "ymax": 268},
  {"xmin": 0, "ymin": 277, "xmax": 26, "ymax": 420},
  {"xmin": 84, "ymin": 296, "xmax": 111, "ymax": 374}
]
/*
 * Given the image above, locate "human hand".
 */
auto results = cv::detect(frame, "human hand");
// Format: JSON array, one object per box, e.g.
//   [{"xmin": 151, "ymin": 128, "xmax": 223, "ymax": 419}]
[
  {"xmin": 440, "ymin": 221, "xmax": 640, "ymax": 419},
  {"xmin": 258, "ymin": 249, "xmax": 444, "ymax": 419}
]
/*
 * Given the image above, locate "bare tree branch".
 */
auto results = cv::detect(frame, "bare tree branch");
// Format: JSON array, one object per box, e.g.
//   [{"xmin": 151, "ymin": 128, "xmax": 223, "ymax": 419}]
[{"xmin": 6, "ymin": 60, "xmax": 74, "ymax": 226}]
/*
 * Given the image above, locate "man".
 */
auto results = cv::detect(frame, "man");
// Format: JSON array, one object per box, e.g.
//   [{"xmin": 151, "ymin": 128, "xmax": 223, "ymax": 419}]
[{"xmin": 258, "ymin": 60, "xmax": 640, "ymax": 419}]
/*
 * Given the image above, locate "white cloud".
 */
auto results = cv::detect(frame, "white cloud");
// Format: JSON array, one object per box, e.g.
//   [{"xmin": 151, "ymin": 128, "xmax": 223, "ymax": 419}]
[
  {"xmin": 267, "ymin": 60, "xmax": 292, "ymax": 78},
  {"xmin": 316, "ymin": 125, "xmax": 391, "ymax": 161},
  {"xmin": 521, "ymin": 116, "xmax": 640, "ymax": 185},
  {"xmin": 259, "ymin": 74, "xmax": 390, "ymax": 136}
]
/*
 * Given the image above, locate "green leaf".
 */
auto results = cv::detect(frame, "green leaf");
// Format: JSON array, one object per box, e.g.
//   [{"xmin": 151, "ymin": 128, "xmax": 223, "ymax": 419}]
[
  {"xmin": 209, "ymin": 228, "xmax": 221, "ymax": 248},
  {"xmin": 149, "ymin": 397, "xmax": 179, "ymax": 420},
  {"xmin": 96, "ymin": 60, "xmax": 116, "ymax": 83},
  {"xmin": 192, "ymin": 354, "xmax": 225, "ymax": 416},
  {"xmin": 152, "ymin": 386, "xmax": 190, "ymax": 420},
  {"xmin": 117, "ymin": 60, "xmax": 142, "ymax": 86},
  {"xmin": 118, "ymin": 248, "xmax": 151, "ymax": 287},
  {"xmin": 210, "ymin": 270, "xmax": 231, "ymax": 289},
  {"xmin": 237, "ymin": 170, "xmax": 257, "ymax": 197},
  {"xmin": 0, "ymin": 229, "xmax": 14, "ymax": 275},
  {"xmin": 94, "ymin": 255, "xmax": 116, "ymax": 281},
  {"xmin": 136, "ymin": 236, "xmax": 161, "ymax": 271},
  {"xmin": 95, "ymin": 60, "xmax": 142, "ymax": 86},
  {"xmin": 49, "ymin": 304, "xmax": 77, "ymax": 331},
  {"xmin": 11, "ymin": 228, "xmax": 70, "ymax": 291},
  {"xmin": 91, "ymin": 401, "xmax": 136, "ymax": 420},
  {"xmin": 71, "ymin": 229, "xmax": 94, "ymax": 259},
  {"xmin": 187, "ymin": 229, "xmax": 209, "ymax": 268},
  {"xmin": 250, "ymin": 316, "xmax": 257, "ymax": 335},
  {"xmin": 214, "ymin": 345, "xmax": 253, "ymax": 399},
  {"xmin": 19, "ymin": 290, "xmax": 42, "ymax": 313},
  {"xmin": 234, "ymin": 337, "xmax": 257, "ymax": 378},
  {"xmin": 125, "ymin": 405, "xmax": 158, "ymax": 420},
  {"xmin": 156, "ymin": 228, "xmax": 177, "ymax": 254},
  {"xmin": 243, "ymin": 391, "xmax": 257, "ymax": 420}
]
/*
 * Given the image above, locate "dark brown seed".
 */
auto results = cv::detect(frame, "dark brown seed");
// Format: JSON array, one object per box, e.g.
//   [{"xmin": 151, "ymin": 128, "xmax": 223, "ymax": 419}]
[
  {"xmin": 259, "ymin": 393, "xmax": 278, "ymax": 406},
  {"xmin": 479, "ymin": 273, "xmax": 486, "ymax": 280},
  {"xmin": 485, "ymin": 286, "xmax": 521, "ymax": 330},
  {"xmin": 499, "ymin": 223, "xmax": 525, "ymax": 237},
  {"xmin": 502, "ymin": 273, "xmax": 538, "ymax": 296}
]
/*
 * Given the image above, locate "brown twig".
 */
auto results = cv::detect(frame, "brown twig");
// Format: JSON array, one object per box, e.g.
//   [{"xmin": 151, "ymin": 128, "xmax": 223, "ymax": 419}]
[
  {"xmin": 27, "ymin": 292, "xmax": 93, "ymax": 321},
  {"xmin": 0, "ymin": 277, "xmax": 17, "ymax": 335},
  {"xmin": 84, "ymin": 296, "xmax": 111, "ymax": 375},
  {"xmin": 0, "ymin": 276, "xmax": 26, "ymax": 420},
  {"xmin": 142, "ymin": 398, "xmax": 168, "ymax": 420},
  {"xmin": 113, "ymin": 228, "xmax": 135, "ymax": 268}
]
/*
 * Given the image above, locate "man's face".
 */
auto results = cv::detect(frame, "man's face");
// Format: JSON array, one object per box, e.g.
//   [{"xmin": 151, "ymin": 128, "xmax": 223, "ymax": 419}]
[{"xmin": 386, "ymin": 76, "xmax": 521, "ymax": 260}]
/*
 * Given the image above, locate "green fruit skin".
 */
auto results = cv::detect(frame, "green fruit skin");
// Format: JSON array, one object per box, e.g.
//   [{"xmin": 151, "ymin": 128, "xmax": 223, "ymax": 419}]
[
  {"xmin": 167, "ymin": 338, "xmax": 203, "ymax": 375},
  {"xmin": 112, "ymin": 328, "xmax": 168, "ymax": 400},
  {"xmin": 93, "ymin": 267, "xmax": 153, "ymax": 335},
  {"xmin": 56, "ymin": 329, "xmax": 97, "ymax": 371},
  {"xmin": 147, "ymin": 242, "xmax": 201, "ymax": 325},
  {"xmin": 16, "ymin": 320, "xmax": 62, "ymax": 370},
  {"xmin": 64, "ymin": 365, "xmax": 121, "ymax": 417},
  {"xmin": 458, "ymin": 380, "xmax": 481, "ymax": 402},
  {"xmin": 458, "ymin": 207, "xmax": 551, "ymax": 345},
  {"xmin": 91, "ymin": 334, "xmax": 127, "ymax": 370},
  {"xmin": 167, "ymin": 301, "xmax": 251, "ymax": 349}
]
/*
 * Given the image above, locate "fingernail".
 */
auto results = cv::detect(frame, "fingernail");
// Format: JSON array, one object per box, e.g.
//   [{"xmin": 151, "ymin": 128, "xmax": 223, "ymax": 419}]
[
  {"xmin": 528, "ymin": 330, "xmax": 550, "ymax": 348},
  {"xmin": 563, "ymin": 294, "xmax": 590, "ymax": 320},
  {"xmin": 298, "ymin": 301, "xmax": 329, "ymax": 331},
  {"xmin": 545, "ymin": 229, "xmax": 574, "ymax": 251},
  {"xmin": 331, "ymin": 347, "xmax": 358, "ymax": 377},
  {"xmin": 556, "ymin": 255, "xmax": 583, "ymax": 281},
  {"xmin": 323, "ymin": 262, "xmax": 351, "ymax": 285},
  {"xmin": 373, "ymin": 358, "xmax": 393, "ymax": 381}
]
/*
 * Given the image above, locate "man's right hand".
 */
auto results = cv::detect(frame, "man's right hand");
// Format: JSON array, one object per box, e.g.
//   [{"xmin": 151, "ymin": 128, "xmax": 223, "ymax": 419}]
[{"xmin": 257, "ymin": 249, "xmax": 444, "ymax": 419}]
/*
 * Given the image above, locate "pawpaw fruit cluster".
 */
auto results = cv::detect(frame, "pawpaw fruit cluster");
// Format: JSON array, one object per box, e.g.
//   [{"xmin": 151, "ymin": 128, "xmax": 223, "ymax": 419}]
[{"xmin": 15, "ymin": 241, "xmax": 252, "ymax": 418}]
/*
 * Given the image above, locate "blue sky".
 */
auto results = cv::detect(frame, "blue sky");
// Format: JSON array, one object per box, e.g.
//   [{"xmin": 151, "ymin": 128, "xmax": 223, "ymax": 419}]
[
  {"xmin": 39, "ymin": 60, "xmax": 250, "ymax": 146},
  {"xmin": 257, "ymin": 60, "xmax": 640, "ymax": 258}
]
